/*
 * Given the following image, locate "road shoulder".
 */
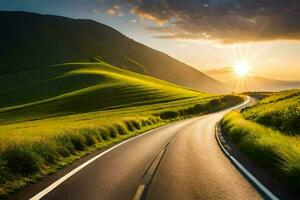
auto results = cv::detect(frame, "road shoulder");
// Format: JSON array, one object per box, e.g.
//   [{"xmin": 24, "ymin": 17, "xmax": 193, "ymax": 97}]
[{"xmin": 217, "ymin": 123, "xmax": 298, "ymax": 200}]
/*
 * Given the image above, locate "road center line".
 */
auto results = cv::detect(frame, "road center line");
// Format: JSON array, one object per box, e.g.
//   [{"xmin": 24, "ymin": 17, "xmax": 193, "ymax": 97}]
[{"xmin": 132, "ymin": 185, "xmax": 145, "ymax": 200}]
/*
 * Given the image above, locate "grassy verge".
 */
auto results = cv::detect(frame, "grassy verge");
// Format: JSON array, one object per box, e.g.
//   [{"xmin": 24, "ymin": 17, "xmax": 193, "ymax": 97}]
[
  {"xmin": 221, "ymin": 112, "xmax": 300, "ymax": 192},
  {"xmin": 0, "ymin": 95, "xmax": 243, "ymax": 198},
  {"xmin": 0, "ymin": 116, "xmax": 162, "ymax": 198}
]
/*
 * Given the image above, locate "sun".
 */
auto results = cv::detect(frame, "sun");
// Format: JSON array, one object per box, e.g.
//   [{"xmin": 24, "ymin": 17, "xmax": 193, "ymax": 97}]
[{"xmin": 233, "ymin": 61, "xmax": 250, "ymax": 77}]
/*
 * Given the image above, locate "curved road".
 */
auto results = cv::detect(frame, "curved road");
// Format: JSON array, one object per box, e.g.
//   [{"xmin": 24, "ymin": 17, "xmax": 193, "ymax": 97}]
[{"xmin": 31, "ymin": 99, "xmax": 262, "ymax": 200}]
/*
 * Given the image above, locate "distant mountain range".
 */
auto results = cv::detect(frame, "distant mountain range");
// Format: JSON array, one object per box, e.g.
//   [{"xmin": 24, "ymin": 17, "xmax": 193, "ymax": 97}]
[
  {"xmin": 0, "ymin": 11, "xmax": 228, "ymax": 94},
  {"xmin": 205, "ymin": 67, "xmax": 300, "ymax": 92}
]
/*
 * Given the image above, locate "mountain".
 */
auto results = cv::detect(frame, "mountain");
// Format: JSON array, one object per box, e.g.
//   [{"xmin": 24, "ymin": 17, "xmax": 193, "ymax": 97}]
[
  {"xmin": 205, "ymin": 67, "xmax": 300, "ymax": 92},
  {"xmin": 0, "ymin": 11, "xmax": 227, "ymax": 93}
]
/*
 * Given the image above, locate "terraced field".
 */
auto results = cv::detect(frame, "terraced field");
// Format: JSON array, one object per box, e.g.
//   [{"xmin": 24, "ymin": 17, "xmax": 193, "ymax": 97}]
[{"xmin": 0, "ymin": 62, "xmax": 242, "ymax": 197}]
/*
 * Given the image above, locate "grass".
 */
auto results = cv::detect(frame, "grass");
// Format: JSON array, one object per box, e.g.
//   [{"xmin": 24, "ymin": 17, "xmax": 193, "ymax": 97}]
[
  {"xmin": 0, "ymin": 61, "xmax": 243, "ymax": 198},
  {"xmin": 222, "ymin": 90, "xmax": 300, "ymax": 192},
  {"xmin": 242, "ymin": 89, "xmax": 300, "ymax": 135},
  {"xmin": 0, "ymin": 116, "xmax": 164, "ymax": 197},
  {"xmin": 243, "ymin": 91, "xmax": 273, "ymax": 100}
]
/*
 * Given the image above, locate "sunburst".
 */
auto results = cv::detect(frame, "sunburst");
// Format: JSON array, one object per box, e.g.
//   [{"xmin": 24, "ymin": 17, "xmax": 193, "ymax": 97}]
[{"xmin": 233, "ymin": 61, "xmax": 250, "ymax": 77}]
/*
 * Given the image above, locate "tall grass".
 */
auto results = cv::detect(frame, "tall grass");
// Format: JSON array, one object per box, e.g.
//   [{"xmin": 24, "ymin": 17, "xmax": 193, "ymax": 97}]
[
  {"xmin": 222, "ymin": 112, "xmax": 300, "ymax": 192},
  {"xmin": 242, "ymin": 89, "xmax": 300, "ymax": 135},
  {"xmin": 0, "ymin": 116, "xmax": 162, "ymax": 198}
]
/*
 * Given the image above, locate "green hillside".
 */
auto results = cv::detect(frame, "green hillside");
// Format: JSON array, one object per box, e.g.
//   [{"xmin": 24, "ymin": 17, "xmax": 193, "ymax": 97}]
[
  {"xmin": 0, "ymin": 62, "xmax": 211, "ymax": 125},
  {"xmin": 0, "ymin": 11, "xmax": 228, "ymax": 93}
]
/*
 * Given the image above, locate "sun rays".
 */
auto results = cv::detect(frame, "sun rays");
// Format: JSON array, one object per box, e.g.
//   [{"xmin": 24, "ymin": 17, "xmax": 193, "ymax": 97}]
[
  {"xmin": 233, "ymin": 61, "xmax": 250, "ymax": 77},
  {"xmin": 205, "ymin": 42, "xmax": 269, "ymax": 93}
]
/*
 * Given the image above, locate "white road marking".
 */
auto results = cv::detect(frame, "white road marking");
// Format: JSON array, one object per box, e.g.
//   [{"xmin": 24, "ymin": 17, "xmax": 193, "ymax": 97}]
[
  {"xmin": 216, "ymin": 96, "xmax": 280, "ymax": 200},
  {"xmin": 30, "ymin": 125, "xmax": 167, "ymax": 200},
  {"xmin": 132, "ymin": 185, "xmax": 145, "ymax": 200}
]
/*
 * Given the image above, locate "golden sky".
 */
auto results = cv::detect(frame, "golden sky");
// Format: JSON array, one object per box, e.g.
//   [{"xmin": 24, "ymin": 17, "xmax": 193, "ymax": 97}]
[{"xmin": 143, "ymin": 39, "xmax": 300, "ymax": 81}]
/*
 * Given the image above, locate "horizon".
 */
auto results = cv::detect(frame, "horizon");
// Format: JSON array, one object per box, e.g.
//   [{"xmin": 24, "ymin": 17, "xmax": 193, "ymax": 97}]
[{"xmin": 1, "ymin": 0, "xmax": 300, "ymax": 81}]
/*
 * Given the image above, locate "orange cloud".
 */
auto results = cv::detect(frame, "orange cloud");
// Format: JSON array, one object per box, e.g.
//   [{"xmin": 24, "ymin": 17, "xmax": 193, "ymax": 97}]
[
  {"xmin": 126, "ymin": 0, "xmax": 300, "ymax": 44},
  {"xmin": 106, "ymin": 8, "xmax": 116, "ymax": 16}
]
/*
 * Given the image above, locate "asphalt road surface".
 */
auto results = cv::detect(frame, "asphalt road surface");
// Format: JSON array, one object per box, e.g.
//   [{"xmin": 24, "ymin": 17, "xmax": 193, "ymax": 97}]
[{"xmin": 32, "ymin": 100, "xmax": 262, "ymax": 200}]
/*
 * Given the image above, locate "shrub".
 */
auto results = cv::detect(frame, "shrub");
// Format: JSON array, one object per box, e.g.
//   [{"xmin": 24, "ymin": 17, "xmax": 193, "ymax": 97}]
[
  {"xmin": 92, "ymin": 129, "xmax": 103, "ymax": 142},
  {"xmin": 105, "ymin": 126, "xmax": 118, "ymax": 138},
  {"xmin": 32, "ymin": 141, "xmax": 58, "ymax": 164},
  {"xmin": 123, "ymin": 119, "xmax": 141, "ymax": 131},
  {"xmin": 69, "ymin": 133, "xmax": 87, "ymax": 151},
  {"xmin": 1, "ymin": 144, "xmax": 43, "ymax": 175},
  {"xmin": 143, "ymin": 119, "xmax": 153, "ymax": 126},
  {"xmin": 208, "ymin": 99, "xmax": 222, "ymax": 108},
  {"xmin": 98, "ymin": 128, "xmax": 110, "ymax": 141},
  {"xmin": 130, "ymin": 119, "xmax": 141, "ymax": 130},
  {"xmin": 55, "ymin": 134, "xmax": 76, "ymax": 156},
  {"xmin": 193, "ymin": 104, "xmax": 205, "ymax": 113},
  {"xmin": 160, "ymin": 111, "xmax": 179, "ymax": 119},
  {"xmin": 183, "ymin": 104, "xmax": 205, "ymax": 116},
  {"xmin": 141, "ymin": 119, "xmax": 147, "ymax": 127},
  {"xmin": 81, "ymin": 128, "xmax": 98, "ymax": 146},
  {"xmin": 114, "ymin": 124, "xmax": 127, "ymax": 135},
  {"xmin": 221, "ymin": 95, "xmax": 242, "ymax": 105},
  {"xmin": 146, "ymin": 119, "xmax": 153, "ymax": 125},
  {"xmin": 149, "ymin": 116, "xmax": 159, "ymax": 124},
  {"xmin": 124, "ymin": 120, "xmax": 134, "ymax": 131},
  {"xmin": 0, "ymin": 159, "xmax": 9, "ymax": 184}
]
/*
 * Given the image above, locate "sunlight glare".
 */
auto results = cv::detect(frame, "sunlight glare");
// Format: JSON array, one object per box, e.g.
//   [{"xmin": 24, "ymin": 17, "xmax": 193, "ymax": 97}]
[{"xmin": 234, "ymin": 61, "xmax": 250, "ymax": 77}]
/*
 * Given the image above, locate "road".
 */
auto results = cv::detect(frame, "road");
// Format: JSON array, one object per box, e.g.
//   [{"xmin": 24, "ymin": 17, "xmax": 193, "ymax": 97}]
[{"xmin": 31, "ymin": 100, "xmax": 262, "ymax": 200}]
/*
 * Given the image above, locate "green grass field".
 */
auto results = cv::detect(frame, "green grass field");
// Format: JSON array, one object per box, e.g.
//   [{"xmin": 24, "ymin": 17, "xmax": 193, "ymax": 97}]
[
  {"xmin": 242, "ymin": 89, "xmax": 300, "ymax": 135},
  {"xmin": 222, "ymin": 90, "xmax": 300, "ymax": 192},
  {"xmin": 0, "ymin": 61, "xmax": 242, "ymax": 198}
]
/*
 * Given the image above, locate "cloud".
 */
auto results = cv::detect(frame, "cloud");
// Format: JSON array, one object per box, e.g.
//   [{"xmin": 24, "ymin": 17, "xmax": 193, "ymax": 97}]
[
  {"xmin": 106, "ymin": 8, "xmax": 116, "ymax": 16},
  {"xmin": 124, "ymin": 0, "xmax": 300, "ymax": 43},
  {"xmin": 105, "ymin": 4, "xmax": 124, "ymax": 16},
  {"xmin": 130, "ymin": 6, "xmax": 166, "ymax": 25}
]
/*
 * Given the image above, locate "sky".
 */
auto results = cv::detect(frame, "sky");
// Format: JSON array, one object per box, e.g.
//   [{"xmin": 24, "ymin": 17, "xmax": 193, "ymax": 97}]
[{"xmin": 1, "ymin": 0, "xmax": 300, "ymax": 81}]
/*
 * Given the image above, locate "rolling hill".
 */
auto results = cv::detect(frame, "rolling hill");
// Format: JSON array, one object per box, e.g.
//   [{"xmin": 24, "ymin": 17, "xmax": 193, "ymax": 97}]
[
  {"xmin": 0, "ymin": 11, "xmax": 227, "ymax": 94},
  {"xmin": 0, "ymin": 62, "xmax": 215, "ymax": 125},
  {"xmin": 0, "ymin": 61, "xmax": 243, "ymax": 198},
  {"xmin": 206, "ymin": 67, "xmax": 300, "ymax": 92}
]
